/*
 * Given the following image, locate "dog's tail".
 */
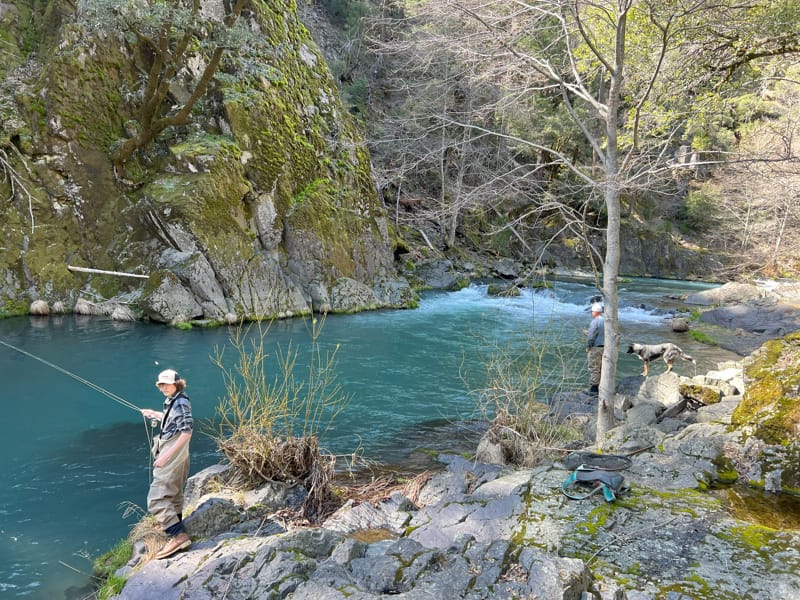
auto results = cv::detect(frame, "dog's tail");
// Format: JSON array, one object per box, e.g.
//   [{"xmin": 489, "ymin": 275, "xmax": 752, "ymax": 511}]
[{"xmin": 665, "ymin": 344, "xmax": 696, "ymax": 366}]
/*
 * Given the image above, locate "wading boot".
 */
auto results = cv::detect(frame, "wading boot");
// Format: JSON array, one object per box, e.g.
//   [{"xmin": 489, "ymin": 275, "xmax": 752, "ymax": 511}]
[{"xmin": 155, "ymin": 531, "xmax": 191, "ymax": 560}]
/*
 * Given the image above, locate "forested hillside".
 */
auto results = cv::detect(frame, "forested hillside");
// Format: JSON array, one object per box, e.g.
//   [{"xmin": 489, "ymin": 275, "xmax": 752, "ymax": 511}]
[
  {"xmin": 2, "ymin": 0, "xmax": 798, "ymax": 324},
  {"xmin": 307, "ymin": 0, "xmax": 800, "ymax": 281}
]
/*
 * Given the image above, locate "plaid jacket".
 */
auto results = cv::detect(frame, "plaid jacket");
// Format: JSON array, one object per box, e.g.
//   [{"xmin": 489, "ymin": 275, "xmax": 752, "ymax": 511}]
[{"xmin": 160, "ymin": 391, "xmax": 193, "ymax": 441}]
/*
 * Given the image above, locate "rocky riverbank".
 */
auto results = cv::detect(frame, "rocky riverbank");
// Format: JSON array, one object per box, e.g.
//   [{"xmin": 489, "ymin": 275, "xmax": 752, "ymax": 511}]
[{"xmin": 109, "ymin": 351, "xmax": 800, "ymax": 599}]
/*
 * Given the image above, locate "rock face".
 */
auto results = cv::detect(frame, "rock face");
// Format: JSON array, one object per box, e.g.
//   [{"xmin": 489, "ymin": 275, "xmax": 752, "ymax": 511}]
[
  {"xmin": 685, "ymin": 281, "xmax": 800, "ymax": 355},
  {"xmin": 0, "ymin": 0, "xmax": 414, "ymax": 321},
  {"xmin": 731, "ymin": 333, "xmax": 800, "ymax": 493},
  {"xmin": 115, "ymin": 458, "xmax": 595, "ymax": 600},
  {"xmin": 113, "ymin": 453, "xmax": 800, "ymax": 600},
  {"xmin": 534, "ymin": 222, "xmax": 723, "ymax": 280}
]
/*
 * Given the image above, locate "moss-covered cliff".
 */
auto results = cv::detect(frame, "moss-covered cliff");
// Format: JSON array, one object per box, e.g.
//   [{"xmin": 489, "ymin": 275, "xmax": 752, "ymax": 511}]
[
  {"xmin": 0, "ymin": 0, "xmax": 413, "ymax": 322},
  {"xmin": 731, "ymin": 332, "xmax": 800, "ymax": 494}
]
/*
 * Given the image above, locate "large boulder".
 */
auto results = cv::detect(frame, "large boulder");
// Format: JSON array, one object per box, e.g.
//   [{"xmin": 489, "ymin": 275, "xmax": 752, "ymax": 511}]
[
  {"xmin": 699, "ymin": 302, "xmax": 800, "ymax": 337},
  {"xmin": 140, "ymin": 271, "xmax": 203, "ymax": 323},
  {"xmin": 685, "ymin": 281, "xmax": 768, "ymax": 306},
  {"xmin": 329, "ymin": 277, "xmax": 379, "ymax": 313},
  {"xmin": 414, "ymin": 259, "xmax": 459, "ymax": 290},
  {"xmin": 158, "ymin": 249, "xmax": 228, "ymax": 319},
  {"xmin": 730, "ymin": 333, "xmax": 800, "ymax": 493}
]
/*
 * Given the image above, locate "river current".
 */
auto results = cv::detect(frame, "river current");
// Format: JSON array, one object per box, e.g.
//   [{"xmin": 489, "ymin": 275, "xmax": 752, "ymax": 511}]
[{"xmin": 0, "ymin": 278, "xmax": 737, "ymax": 598}]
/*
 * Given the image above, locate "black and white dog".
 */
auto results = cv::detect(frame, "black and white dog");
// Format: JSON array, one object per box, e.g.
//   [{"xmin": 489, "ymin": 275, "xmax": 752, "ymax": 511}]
[{"xmin": 626, "ymin": 343, "xmax": 696, "ymax": 377}]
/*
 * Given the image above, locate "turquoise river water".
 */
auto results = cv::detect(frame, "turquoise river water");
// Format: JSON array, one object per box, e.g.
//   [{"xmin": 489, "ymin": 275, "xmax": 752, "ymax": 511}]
[{"xmin": 0, "ymin": 278, "xmax": 735, "ymax": 599}]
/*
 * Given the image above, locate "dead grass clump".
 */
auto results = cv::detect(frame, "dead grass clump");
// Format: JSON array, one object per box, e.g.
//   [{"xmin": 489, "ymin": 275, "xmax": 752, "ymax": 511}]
[
  {"xmin": 30, "ymin": 299, "xmax": 49, "ymax": 315},
  {"xmin": 218, "ymin": 430, "xmax": 335, "ymax": 519},
  {"xmin": 129, "ymin": 515, "xmax": 167, "ymax": 562},
  {"xmin": 332, "ymin": 470, "xmax": 434, "ymax": 509},
  {"xmin": 212, "ymin": 318, "xmax": 348, "ymax": 522},
  {"xmin": 401, "ymin": 470, "xmax": 434, "ymax": 505},
  {"xmin": 74, "ymin": 297, "xmax": 96, "ymax": 315},
  {"xmin": 111, "ymin": 305, "xmax": 136, "ymax": 321}
]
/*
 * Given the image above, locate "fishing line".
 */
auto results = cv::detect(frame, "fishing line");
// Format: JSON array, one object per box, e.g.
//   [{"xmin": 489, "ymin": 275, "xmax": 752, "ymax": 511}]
[
  {"xmin": 0, "ymin": 338, "xmax": 142, "ymax": 412},
  {"xmin": 0, "ymin": 338, "xmax": 158, "ymax": 482}
]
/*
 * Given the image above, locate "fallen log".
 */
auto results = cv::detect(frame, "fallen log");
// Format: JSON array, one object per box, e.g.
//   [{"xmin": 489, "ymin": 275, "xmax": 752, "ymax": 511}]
[{"xmin": 67, "ymin": 265, "xmax": 149, "ymax": 279}]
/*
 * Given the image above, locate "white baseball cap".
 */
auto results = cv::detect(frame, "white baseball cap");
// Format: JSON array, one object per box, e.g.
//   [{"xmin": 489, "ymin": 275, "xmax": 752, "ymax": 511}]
[
  {"xmin": 156, "ymin": 369, "xmax": 180, "ymax": 385},
  {"xmin": 591, "ymin": 303, "xmax": 603, "ymax": 313}
]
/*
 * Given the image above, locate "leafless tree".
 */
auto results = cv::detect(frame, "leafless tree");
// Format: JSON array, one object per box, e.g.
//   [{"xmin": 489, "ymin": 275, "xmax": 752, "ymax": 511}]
[
  {"xmin": 714, "ymin": 78, "xmax": 800, "ymax": 275},
  {"xmin": 78, "ymin": 0, "xmax": 249, "ymax": 166}
]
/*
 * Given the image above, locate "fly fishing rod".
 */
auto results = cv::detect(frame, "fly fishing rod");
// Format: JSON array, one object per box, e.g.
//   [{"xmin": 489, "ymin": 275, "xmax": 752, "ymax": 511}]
[
  {"xmin": 0, "ymin": 338, "xmax": 142, "ymax": 413},
  {"xmin": 1, "ymin": 338, "xmax": 163, "ymax": 487}
]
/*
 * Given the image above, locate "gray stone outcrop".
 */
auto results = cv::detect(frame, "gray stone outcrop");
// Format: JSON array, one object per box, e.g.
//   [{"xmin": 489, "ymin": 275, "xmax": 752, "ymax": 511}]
[
  {"xmin": 157, "ymin": 249, "xmax": 228, "ymax": 319},
  {"xmin": 114, "ymin": 456, "xmax": 601, "ymax": 600},
  {"xmin": 330, "ymin": 277, "xmax": 379, "ymax": 313},
  {"xmin": 685, "ymin": 281, "xmax": 769, "ymax": 306},
  {"xmin": 141, "ymin": 271, "xmax": 203, "ymax": 324},
  {"xmin": 678, "ymin": 280, "xmax": 800, "ymax": 356},
  {"xmin": 111, "ymin": 359, "xmax": 800, "ymax": 599},
  {"xmin": 413, "ymin": 259, "xmax": 459, "ymax": 290},
  {"xmin": 699, "ymin": 302, "xmax": 800, "ymax": 337}
]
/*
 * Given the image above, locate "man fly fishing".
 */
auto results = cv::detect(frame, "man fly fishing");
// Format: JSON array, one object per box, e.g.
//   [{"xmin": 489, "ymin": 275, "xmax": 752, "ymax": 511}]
[{"xmin": 140, "ymin": 369, "xmax": 193, "ymax": 559}]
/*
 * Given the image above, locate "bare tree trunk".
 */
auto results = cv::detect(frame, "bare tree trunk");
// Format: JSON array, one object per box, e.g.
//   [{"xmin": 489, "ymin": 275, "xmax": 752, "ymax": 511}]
[
  {"xmin": 595, "ymin": 3, "xmax": 630, "ymax": 445},
  {"xmin": 438, "ymin": 120, "xmax": 448, "ymax": 240},
  {"xmin": 598, "ymin": 177, "xmax": 621, "ymax": 444},
  {"xmin": 772, "ymin": 201, "xmax": 790, "ymax": 268}
]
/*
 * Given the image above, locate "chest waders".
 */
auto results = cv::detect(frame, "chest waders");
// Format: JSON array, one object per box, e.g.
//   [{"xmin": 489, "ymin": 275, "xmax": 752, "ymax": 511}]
[{"xmin": 147, "ymin": 395, "xmax": 191, "ymax": 531}]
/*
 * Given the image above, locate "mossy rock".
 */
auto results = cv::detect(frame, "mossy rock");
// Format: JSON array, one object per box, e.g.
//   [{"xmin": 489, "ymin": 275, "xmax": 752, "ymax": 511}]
[
  {"xmin": 530, "ymin": 280, "xmax": 554, "ymax": 290},
  {"xmin": 731, "ymin": 335, "xmax": 800, "ymax": 445},
  {"xmin": 678, "ymin": 383, "xmax": 721, "ymax": 406},
  {"xmin": 730, "ymin": 334, "xmax": 800, "ymax": 492},
  {"xmin": 712, "ymin": 454, "xmax": 739, "ymax": 485},
  {"xmin": 487, "ymin": 283, "xmax": 521, "ymax": 297}
]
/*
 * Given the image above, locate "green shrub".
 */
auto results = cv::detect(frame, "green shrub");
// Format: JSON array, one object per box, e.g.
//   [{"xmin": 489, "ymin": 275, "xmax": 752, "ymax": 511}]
[
  {"xmin": 319, "ymin": 0, "xmax": 369, "ymax": 28},
  {"xmin": 92, "ymin": 538, "xmax": 133, "ymax": 599},
  {"xmin": 678, "ymin": 183, "xmax": 719, "ymax": 233},
  {"xmin": 688, "ymin": 329, "xmax": 717, "ymax": 345},
  {"xmin": 98, "ymin": 575, "xmax": 127, "ymax": 599}
]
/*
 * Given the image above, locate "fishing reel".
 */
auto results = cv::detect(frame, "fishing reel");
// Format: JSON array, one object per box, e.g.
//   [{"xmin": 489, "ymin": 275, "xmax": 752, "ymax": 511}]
[{"xmin": 150, "ymin": 419, "xmax": 159, "ymax": 428}]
